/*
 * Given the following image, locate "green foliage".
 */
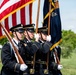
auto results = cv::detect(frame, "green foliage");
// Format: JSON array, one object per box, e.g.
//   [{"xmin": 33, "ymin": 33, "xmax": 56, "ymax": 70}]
[
  {"xmin": 0, "ymin": 37, "xmax": 8, "ymax": 45},
  {"xmin": 60, "ymin": 30, "xmax": 76, "ymax": 58}
]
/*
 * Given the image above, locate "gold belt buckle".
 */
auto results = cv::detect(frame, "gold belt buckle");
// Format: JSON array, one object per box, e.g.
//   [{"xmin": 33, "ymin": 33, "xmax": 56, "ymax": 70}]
[
  {"xmin": 30, "ymin": 69, "xmax": 35, "ymax": 74},
  {"xmin": 44, "ymin": 69, "xmax": 49, "ymax": 74}
]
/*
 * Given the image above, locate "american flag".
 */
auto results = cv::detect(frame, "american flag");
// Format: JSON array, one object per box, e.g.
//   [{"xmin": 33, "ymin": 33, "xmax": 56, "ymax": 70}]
[{"xmin": 0, "ymin": 0, "xmax": 34, "ymax": 38}]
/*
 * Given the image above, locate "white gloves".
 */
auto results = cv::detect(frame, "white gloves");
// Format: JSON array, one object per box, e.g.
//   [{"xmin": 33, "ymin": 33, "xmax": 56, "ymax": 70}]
[
  {"xmin": 34, "ymin": 33, "xmax": 40, "ymax": 41},
  {"xmin": 20, "ymin": 64, "xmax": 28, "ymax": 71},
  {"xmin": 46, "ymin": 35, "xmax": 51, "ymax": 42},
  {"xmin": 34, "ymin": 33, "xmax": 40, "ymax": 39},
  {"xmin": 57, "ymin": 64, "xmax": 63, "ymax": 70}
]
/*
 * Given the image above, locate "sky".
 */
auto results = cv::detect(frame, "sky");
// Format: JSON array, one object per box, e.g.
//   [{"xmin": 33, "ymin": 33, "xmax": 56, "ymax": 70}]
[
  {"xmin": 0, "ymin": 0, "xmax": 76, "ymax": 33},
  {"xmin": 59, "ymin": 0, "xmax": 76, "ymax": 33},
  {"xmin": 32, "ymin": 0, "xmax": 76, "ymax": 33}
]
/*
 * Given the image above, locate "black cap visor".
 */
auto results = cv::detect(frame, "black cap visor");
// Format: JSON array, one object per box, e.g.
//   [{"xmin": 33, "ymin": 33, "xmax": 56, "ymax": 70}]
[
  {"xmin": 15, "ymin": 28, "xmax": 25, "ymax": 33},
  {"xmin": 27, "ymin": 28, "xmax": 35, "ymax": 33}
]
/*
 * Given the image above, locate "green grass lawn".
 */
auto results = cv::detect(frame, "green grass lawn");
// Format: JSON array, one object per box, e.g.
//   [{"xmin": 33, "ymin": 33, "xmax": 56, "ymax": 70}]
[
  {"xmin": 61, "ymin": 52, "xmax": 76, "ymax": 75},
  {"xmin": 0, "ymin": 52, "xmax": 76, "ymax": 75}
]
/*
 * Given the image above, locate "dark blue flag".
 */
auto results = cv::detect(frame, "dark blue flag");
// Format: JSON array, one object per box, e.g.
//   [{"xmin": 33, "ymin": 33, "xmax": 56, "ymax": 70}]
[
  {"xmin": 51, "ymin": 8, "xmax": 62, "ymax": 44},
  {"xmin": 43, "ymin": 0, "xmax": 49, "ymax": 26},
  {"xmin": 43, "ymin": 0, "xmax": 62, "ymax": 45}
]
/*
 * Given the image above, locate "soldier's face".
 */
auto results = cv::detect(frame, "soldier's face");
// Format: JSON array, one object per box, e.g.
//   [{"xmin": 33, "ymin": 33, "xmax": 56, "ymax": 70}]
[
  {"xmin": 41, "ymin": 33, "xmax": 47, "ymax": 40},
  {"xmin": 24, "ymin": 30, "xmax": 27, "ymax": 36},
  {"xmin": 13, "ymin": 32, "xmax": 23, "ymax": 40},
  {"xmin": 28, "ymin": 31, "xmax": 34, "ymax": 39}
]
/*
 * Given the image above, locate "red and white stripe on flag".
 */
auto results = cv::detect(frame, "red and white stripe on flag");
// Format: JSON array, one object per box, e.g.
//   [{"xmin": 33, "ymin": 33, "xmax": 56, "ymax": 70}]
[
  {"xmin": 0, "ymin": 0, "xmax": 33, "ymax": 38},
  {"xmin": 0, "ymin": 0, "xmax": 34, "ymax": 21}
]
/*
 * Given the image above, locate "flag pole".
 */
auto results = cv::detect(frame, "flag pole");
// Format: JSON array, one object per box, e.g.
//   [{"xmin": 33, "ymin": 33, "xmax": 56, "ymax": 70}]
[
  {"xmin": 48, "ymin": 1, "xmax": 51, "ymax": 35},
  {"xmin": 46, "ymin": 0, "xmax": 61, "ymax": 70},
  {"xmin": 32, "ymin": 0, "xmax": 40, "ymax": 74},
  {"xmin": 49, "ymin": 1, "xmax": 60, "ymax": 65},
  {"xmin": 0, "ymin": 23, "xmax": 25, "ymax": 64},
  {"xmin": 36, "ymin": 0, "xmax": 40, "ymax": 33},
  {"xmin": 46, "ymin": 0, "xmax": 52, "ymax": 71},
  {"xmin": 53, "ymin": 1, "xmax": 60, "ymax": 64}
]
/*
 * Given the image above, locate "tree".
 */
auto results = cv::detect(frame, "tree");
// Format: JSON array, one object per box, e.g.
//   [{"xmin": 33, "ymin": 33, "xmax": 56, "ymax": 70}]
[{"xmin": 60, "ymin": 30, "xmax": 76, "ymax": 58}]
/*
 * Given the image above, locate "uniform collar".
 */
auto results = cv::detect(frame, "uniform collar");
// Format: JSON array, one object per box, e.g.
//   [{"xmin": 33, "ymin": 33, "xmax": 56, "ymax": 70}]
[{"xmin": 13, "ymin": 38, "xmax": 19, "ymax": 45}]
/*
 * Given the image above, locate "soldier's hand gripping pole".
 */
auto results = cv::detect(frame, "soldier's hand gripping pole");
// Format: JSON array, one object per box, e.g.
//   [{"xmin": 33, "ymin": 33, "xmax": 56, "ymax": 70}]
[{"xmin": 0, "ymin": 23, "xmax": 25, "ymax": 64}]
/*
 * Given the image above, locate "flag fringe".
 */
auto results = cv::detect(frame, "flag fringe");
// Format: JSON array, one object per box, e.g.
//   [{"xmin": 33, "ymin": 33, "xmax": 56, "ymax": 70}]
[
  {"xmin": 43, "ymin": 1, "xmax": 55, "ymax": 23},
  {"xmin": 50, "ymin": 39, "xmax": 62, "ymax": 51}
]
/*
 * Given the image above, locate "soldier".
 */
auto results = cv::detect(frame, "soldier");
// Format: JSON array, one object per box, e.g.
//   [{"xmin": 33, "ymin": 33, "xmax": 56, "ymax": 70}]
[
  {"xmin": 34, "ymin": 26, "xmax": 52, "ymax": 75},
  {"xmin": 1, "ymin": 24, "xmax": 35, "ymax": 75},
  {"xmin": 35, "ymin": 26, "xmax": 63, "ymax": 75},
  {"xmin": 23, "ymin": 24, "xmax": 41, "ymax": 75}
]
